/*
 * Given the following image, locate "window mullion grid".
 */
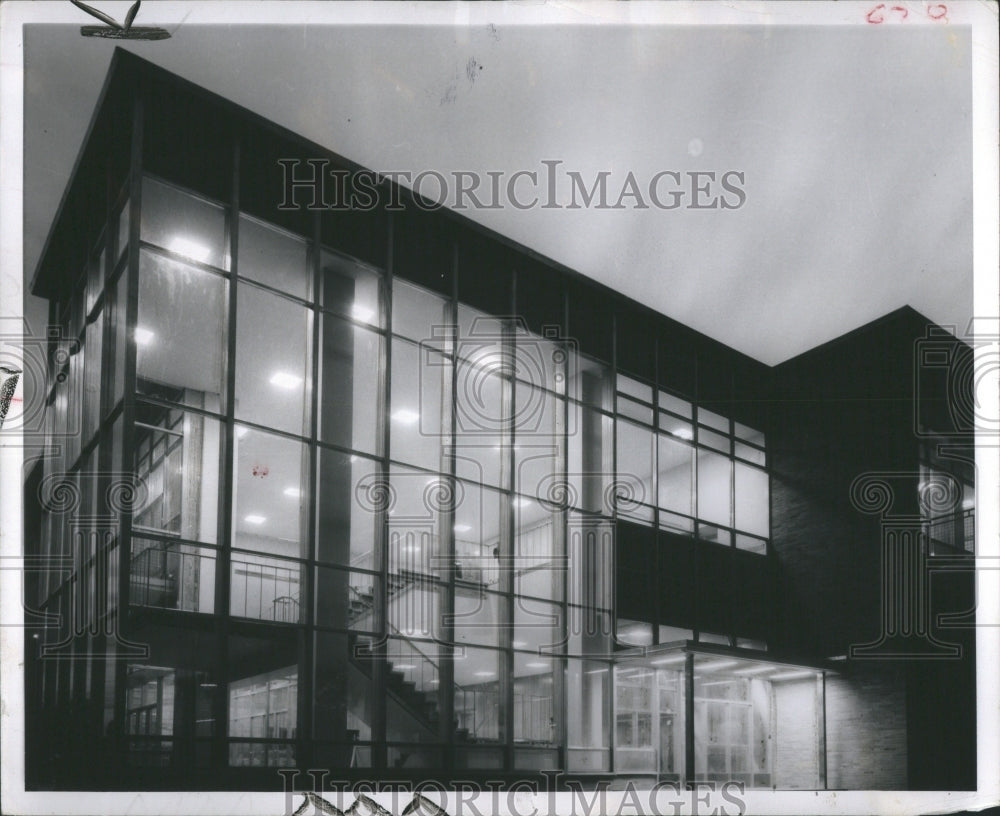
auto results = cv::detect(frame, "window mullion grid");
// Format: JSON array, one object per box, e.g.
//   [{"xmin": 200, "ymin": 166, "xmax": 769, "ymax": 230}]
[
  {"xmin": 112, "ymin": 84, "xmax": 145, "ymax": 756},
  {"xmin": 370, "ymin": 212, "xmax": 394, "ymax": 774},
  {"xmin": 211, "ymin": 132, "xmax": 240, "ymax": 770},
  {"xmin": 298, "ymin": 207, "xmax": 322, "ymax": 769},
  {"xmin": 439, "ymin": 244, "xmax": 459, "ymax": 761},
  {"xmin": 500, "ymin": 305, "xmax": 515, "ymax": 772}
]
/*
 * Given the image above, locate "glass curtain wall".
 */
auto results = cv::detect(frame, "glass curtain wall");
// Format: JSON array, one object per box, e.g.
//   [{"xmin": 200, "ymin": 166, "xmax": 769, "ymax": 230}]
[{"xmin": 46, "ymin": 152, "xmax": 771, "ymax": 780}]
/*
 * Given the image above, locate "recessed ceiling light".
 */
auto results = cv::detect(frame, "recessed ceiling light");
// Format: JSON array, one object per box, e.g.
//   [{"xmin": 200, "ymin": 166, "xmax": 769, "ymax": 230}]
[
  {"xmin": 168, "ymin": 237, "xmax": 211, "ymax": 263},
  {"xmin": 697, "ymin": 659, "xmax": 740, "ymax": 672},
  {"xmin": 244, "ymin": 514, "xmax": 266, "ymax": 525},
  {"xmin": 512, "ymin": 640, "xmax": 528, "ymax": 648},
  {"xmin": 391, "ymin": 409, "xmax": 420, "ymax": 425},
  {"xmin": 651, "ymin": 655, "xmax": 687, "ymax": 666},
  {"xmin": 393, "ymin": 664, "xmax": 415, "ymax": 671},
  {"xmin": 351, "ymin": 303, "xmax": 375, "ymax": 322},
  {"xmin": 768, "ymin": 670, "xmax": 816, "ymax": 681},
  {"xmin": 474, "ymin": 670, "xmax": 495, "ymax": 677},
  {"xmin": 525, "ymin": 662, "xmax": 549, "ymax": 669},
  {"xmin": 270, "ymin": 371, "xmax": 302, "ymax": 389},
  {"xmin": 283, "ymin": 487, "xmax": 301, "ymax": 499},
  {"xmin": 235, "ymin": 426, "xmax": 250, "ymax": 439},
  {"xmin": 513, "ymin": 498, "xmax": 532, "ymax": 508},
  {"xmin": 672, "ymin": 427, "xmax": 694, "ymax": 441},
  {"xmin": 134, "ymin": 327, "xmax": 155, "ymax": 345},
  {"xmin": 454, "ymin": 524, "xmax": 472, "ymax": 533}
]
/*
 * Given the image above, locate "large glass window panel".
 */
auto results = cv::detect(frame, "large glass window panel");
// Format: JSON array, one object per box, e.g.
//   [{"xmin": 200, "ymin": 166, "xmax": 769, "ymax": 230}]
[
  {"xmin": 514, "ymin": 499, "xmax": 561, "ymax": 602},
  {"xmin": 618, "ymin": 397, "xmax": 654, "ymax": 426},
  {"xmin": 734, "ymin": 463, "xmax": 769, "ymax": 538},
  {"xmin": 735, "ymin": 534, "xmax": 767, "ymax": 555},
  {"xmin": 235, "ymin": 283, "xmax": 312, "ymax": 437},
  {"xmin": 315, "ymin": 568, "xmax": 380, "ymax": 632},
  {"xmin": 232, "ymin": 426, "xmax": 308, "ymax": 560},
  {"xmin": 386, "ymin": 465, "xmax": 445, "ymax": 584},
  {"xmin": 514, "ymin": 388, "xmax": 563, "ymax": 503},
  {"xmin": 319, "ymin": 315, "xmax": 381, "ymax": 455},
  {"xmin": 513, "ymin": 653, "xmax": 557, "ymax": 744},
  {"xmin": 453, "ymin": 646, "xmax": 501, "ymax": 742},
  {"xmin": 699, "ymin": 428, "xmax": 731, "ymax": 454},
  {"xmin": 141, "ymin": 177, "xmax": 227, "ymax": 270},
  {"xmin": 316, "ymin": 449, "xmax": 378, "ymax": 569},
  {"xmin": 657, "ymin": 434, "xmax": 694, "ymax": 519},
  {"xmin": 111, "ymin": 269, "xmax": 128, "ymax": 410},
  {"xmin": 613, "ymin": 664, "xmax": 656, "ymax": 772},
  {"xmin": 454, "ymin": 357, "xmax": 506, "ymax": 489},
  {"xmin": 392, "ymin": 278, "xmax": 449, "ymax": 342},
  {"xmin": 513, "ymin": 328, "xmax": 566, "ymax": 395},
  {"xmin": 456, "ymin": 306, "xmax": 505, "ymax": 367},
  {"xmin": 617, "ymin": 375, "xmax": 653, "ymax": 404},
  {"xmin": 237, "ymin": 213, "xmax": 311, "ymax": 301},
  {"xmin": 85, "ymin": 246, "xmax": 102, "ymax": 317},
  {"xmin": 82, "ymin": 307, "xmax": 104, "ymax": 444},
  {"xmin": 658, "ymin": 390, "xmax": 692, "ymax": 419},
  {"xmin": 697, "ymin": 449, "xmax": 732, "ymax": 530},
  {"xmin": 566, "ymin": 658, "xmax": 611, "ymax": 765},
  {"xmin": 391, "ymin": 338, "xmax": 447, "ymax": 472},
  {"xmin": 514, "ymin": 598, "xmax": 562, "ymax": 654},
  {"xmin": 228, "ymin": 657, "xmax": 299, "ymax": 767},
  {"xmin": 567, "ymin": 606, "xmax": 613, "ymax": 658},
  {"xmin": 567, "ymin": 514, "xmax": 613, "ymax": 611},
  {"xmin": 117, "ymin": 199, "xmax": 130, "ymax": 263},
  {"xmin": 125, "ymin": 660, "xmax": 216, "ymax": 767},
  {"xmin": 229, "ymin": 552, "xmax": 305, "ymax": 623},
  {"xmin": 454, "ymin": 481, "xmax": 503, "ymax": 590},
  {"xmin": 734, "ymin": 422, "xmax": 765, "ymax": 447},
  {"xmin": 388, "ymin": 576, "xmax": 442, "ymax": 640},
  {"xmin": 384, "ymin": 636, "xmax": 442, "ymax": 744},
  {"xmin": 136, "ymin": 250, "xmax": 228, "ymax": 410},
  {"xmin": 698, "ymin": 409, "xmax": 730, "ymax": 434},
  {"xmin": 568, "ymin": 355, "xmax": 612, "ymax": 411},
  {"xmin": 314, "ymin": 631, "xmax": 374, "ymax": 745},
  {"xmin": 129, "ymin": 537, "xmax": 216, "ymax": 613},
  {"xmin": 133, "ymin": 403, "xmax": 221, "ymax": 545},
  {"xmin": 567, "ymin": 403, "xmax": 613, "ymax": 514},
  {"xmin": 616, "ymin": 420, "xmax": 655, "ymax": 520},
  {"xmin": 454, "ymin": 589, "xmax": 503, "ymax": 648},
  {"xmin": 734, "ymin": 442, "xmax": 766, "ymax": 466},
  {"xmin": 321, "ymin": 250, "xmax": 382, "ymax": 328}
]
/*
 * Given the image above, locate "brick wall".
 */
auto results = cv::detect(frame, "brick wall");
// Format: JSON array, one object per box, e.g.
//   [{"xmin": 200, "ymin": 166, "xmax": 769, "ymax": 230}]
[{"xmin": 825, "ymin": 669, "xmax": 908, "ymax": 790}]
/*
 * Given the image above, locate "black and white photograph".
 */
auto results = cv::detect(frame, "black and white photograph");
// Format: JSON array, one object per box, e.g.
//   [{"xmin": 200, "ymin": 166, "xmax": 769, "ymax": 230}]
[{"xmin": 1, "ymin": 3, "xmax": 998, "ymax": 814}]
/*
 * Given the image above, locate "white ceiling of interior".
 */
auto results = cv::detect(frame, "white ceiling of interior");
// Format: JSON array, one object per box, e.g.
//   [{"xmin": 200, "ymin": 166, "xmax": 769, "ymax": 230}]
[{"xmin": 22, "ymin": 15, "xmax": 973, "ymax": 365}]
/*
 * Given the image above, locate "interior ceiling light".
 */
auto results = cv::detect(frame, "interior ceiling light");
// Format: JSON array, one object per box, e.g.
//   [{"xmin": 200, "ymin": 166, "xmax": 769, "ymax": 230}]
[
  {"xmin": 270, "ymin": 371, "xmax": 303, "ymax": 389},
  {"xmin": 391, "ymin": 409, "xmax": 420, "ymax": 425},
  {"xmin": 351, "ymin": 303, "xmax": 375, "ymax": 322},
  {"xmin": 168, "ymin": 237, "xmax": 211, "ymax": 263}
]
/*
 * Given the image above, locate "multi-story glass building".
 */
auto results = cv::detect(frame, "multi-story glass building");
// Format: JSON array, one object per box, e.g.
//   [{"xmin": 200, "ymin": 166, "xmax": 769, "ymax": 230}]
[{"xmin": 23, "ymin": 51, "xmax": 976, "ymax": 791}]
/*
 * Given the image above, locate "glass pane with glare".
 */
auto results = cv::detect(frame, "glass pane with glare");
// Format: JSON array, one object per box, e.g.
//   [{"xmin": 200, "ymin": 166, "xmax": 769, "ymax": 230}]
[
  {"xmin": 235, "ymin": 283, "xmax": 312, "ymax": 437},
  {"xmin": 238, "ymin": 214, "xmax": 310, "ymax": 301},
  {"xmin": 136, "ymin": 249, "xmax": 228, "ymax": 411},
  {"xmin": 141, "ymin": 177, "xmax": 227, "ymax": 269}
]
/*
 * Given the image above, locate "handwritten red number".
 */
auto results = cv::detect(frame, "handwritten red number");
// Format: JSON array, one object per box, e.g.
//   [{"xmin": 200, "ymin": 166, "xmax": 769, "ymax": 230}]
[{"xmin": 867, "ymin": 3, "xmax": 886, "ymax": 23}]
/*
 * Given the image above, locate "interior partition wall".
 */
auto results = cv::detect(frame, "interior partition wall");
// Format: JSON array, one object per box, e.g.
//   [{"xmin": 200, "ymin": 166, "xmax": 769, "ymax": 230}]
[{"xmin": 28, "ymin": 56, "xmax": 784, "ymax": 788}]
